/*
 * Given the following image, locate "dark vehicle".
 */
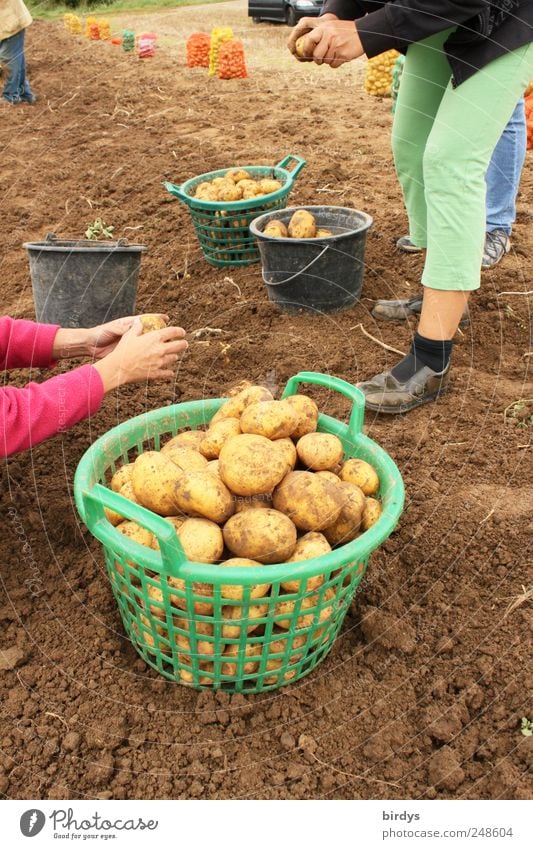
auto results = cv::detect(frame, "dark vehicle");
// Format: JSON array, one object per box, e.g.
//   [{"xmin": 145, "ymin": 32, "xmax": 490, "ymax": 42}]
[{"xmin": 248, "ymin": 0, "xmax": 324, "ymax": 27}]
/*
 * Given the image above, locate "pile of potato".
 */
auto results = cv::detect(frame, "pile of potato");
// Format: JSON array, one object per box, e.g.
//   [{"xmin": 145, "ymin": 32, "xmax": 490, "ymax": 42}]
[
  {"xmin": 263, "ymin": 209, "xmax": 333, "ymax": 240},
  {"xmin": 105, "ymin": 383, "xmax": 383, "ymax": 686},
  {"xmin": 193, "ymin": 169, "xmax": 283, "ymax": 203}
]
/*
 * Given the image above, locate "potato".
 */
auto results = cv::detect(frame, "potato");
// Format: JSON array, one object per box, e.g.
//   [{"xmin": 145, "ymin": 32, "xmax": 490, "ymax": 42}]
[
  {"xmin": 206, "ymin": 459, "xmax": 221, "ymax": 477},
  {"xmin": 221, "ymin": 641, "xmax": 261, "ymax": 677},
  {"xmin": 131, "ymin": 451, "xmax": 184, "ymax": 517},
  {"xmin": 175, "ymin": 631, "xmax": 217, "ymax": 657},
  {"xmin": 288, "ymin": 209, "xmax": 316, "ymax": 239},
  {"xmin": 134, "ymin": 613, "xmax": 168, "ymax": 654},
  {"xmin": 161, "ymin": 430, "xmax": 205, "ymax": 453},
  {"xmin": 236, "ymin": 179, "xmax": 259, "ymax": 193},
  {"xmin": 173, "ymin": 470, "xmax": 234, "ymax": 524},
  {"xmin": 264, "ymin": 658, "xmax": 298, "ymax": 685},
  {"xmin": 362, "ymin": 497, "xmax": 382, "ymax": 531},
  {"xmin": 295, "ymin": 35, "xmax": 311, "ymax": 58},
  {"xmin": 115, "ymin": 520, "xmax": 154, "ymax": 579},
  {"xmin": 315, "ymin": 228, "xmax": 333, "ymax": 238},
  {"xmin": 234, "ymin": 493, "xmax": 272, "ymax": 512},
  {"xmin": 227, "ymin": 169, "xmax": 251, "ymax": 183},
  {"xmin": 223, "ymin": 508, "xmax": 297, "ymax": 564},
  {"xmin": 178, "ymin": 657, "xmax": 214, "ymax": 686},
  {"xmin": 268, "ymin": 629, "xmax": 307, "ymax": 660},
  {"xmin": 339, "ymin": 459, "xmax": 380, "ymax": 496},
  {"xmin": 164, "ymin": 445, "xmax": 208, "ymax": 472},
  {"xmin": 258, "ymin": 179, "xmax": 282, "ymax": 195},
  {"xmin": 275, "ymin": 586, "xmax": 336, "ymax": 630},
  {"xmin": 314, "ymin": 470, "xmax": 341, "ymax": 486},
  {"xmin": 194, "ymin": 181, "xmax": 212, "ymax": 197},
  {"xmin": 210, "ymin": 384, "xmax": 273, "ymax": 425},
  {"xmin": 212, "ymin": 176, "xmax": 231, "ymax": 187},
  {"xmin": 105, "ymin": 479, "xmax": 141, "ymax": 526},
  {"xmin": 219, "ymin": 557, "xmax": 271, "ymax": 600},
  {"xmin": 139, "ymin": 314, "xmax": 168, "ymax": 333},
  {"xmin": 221, "ymin": 602, "xmax": 269, "ymax": 639},
  {"xmin": 324, "ymin": 481, "xmax": 366, "ymax": 546},
  {"xmin": 240, "ymin": 399, "xmax": 299, "ymax": 440},
  {"xmin": 281, "ymin": 531, "xmax": 331, "ymax": 592},
  {"xmin": 111, "ymin": 463, "xmax": 133, "ymax": 492},
  {"xmin": 217, "ymin": 182, "xmax": 242, "ymax": 202},
  {"xmin": 199, "ymin": 418, "xmax": 241, "ymax": 460},
  {"xmin": 219, "ymin": 434, "xmax": 288, "ymax": 496},
  {"xmin": 296, "ymin": 433, "xmax": 344, "ymax": 471},
  {"xmin": 275, "ymin": 437, "xmax": 297, "ymax": 474},
  {"xmin": 284, "ymin": 394, "xmax": 318, "ymax": 438},
  {"xmin": 150, "ymin": 516, "xmax": 186, "ymax": 551},
  {"xmin": 175, "ymin": 517, "xmax": 224, "ymax": 563},
  {"xmin": 263, "ymin": 220, "xmax": 288, "ymax": 239},
  {"xmin": 147, "ymin": 574, "xmax": 213, "ymax": 616},
  {"xmin": 174, "ymin": 615, "xmax": 216, "ymax": 656},
  {"xmin": 272, "ymin": 471, "xmax": 344, "ymax": 531}
]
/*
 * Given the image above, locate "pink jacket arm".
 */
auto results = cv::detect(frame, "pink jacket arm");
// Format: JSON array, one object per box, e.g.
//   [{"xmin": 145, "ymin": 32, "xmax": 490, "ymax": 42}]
[
  {"xmin": 0, "ymin": 316, "xmax": 60, "ymax": 370},
  {"xmin": 0, "ymin": 364, "xmax": 105, "ymax": 457}
]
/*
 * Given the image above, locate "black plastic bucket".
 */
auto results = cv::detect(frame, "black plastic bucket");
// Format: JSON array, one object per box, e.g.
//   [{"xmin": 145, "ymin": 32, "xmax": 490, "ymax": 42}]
[
  {"xmin": 249, "ymin": 206, "xmax": 372, "ymax": 313},
  {"xmin": 24, "ymin": 234, "xmax": 146, "ymax": 327}
]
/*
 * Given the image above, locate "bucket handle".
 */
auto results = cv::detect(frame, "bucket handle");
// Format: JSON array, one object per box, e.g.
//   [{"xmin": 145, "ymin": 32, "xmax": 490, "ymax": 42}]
[
  {"xmin": 162, "ymin": 180, "xmax": 188, "ymax": 203},
  {"xmin": 282, "ymin": 371, "xmax": 366, "ymax": 440},
  {"xmin": 275, "ymin": 155, "xmax": 307, "ymax": 182},
  {"xmin": 82, "ymin": 483, "xmax": 187, "ymax": 578},
  {"xmin": 265, "ymin": 243, "xmax": 329, "ymax": 286}
]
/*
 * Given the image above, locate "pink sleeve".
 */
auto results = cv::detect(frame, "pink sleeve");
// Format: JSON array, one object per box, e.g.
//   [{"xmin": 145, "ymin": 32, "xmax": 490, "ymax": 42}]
[
  {"xmin": 0, "ymin": 364, "xmax": 105, "ymax": 457},
  {"xmin": 0, "ymin": 316, "xmax": 60, "ymax": 370}
]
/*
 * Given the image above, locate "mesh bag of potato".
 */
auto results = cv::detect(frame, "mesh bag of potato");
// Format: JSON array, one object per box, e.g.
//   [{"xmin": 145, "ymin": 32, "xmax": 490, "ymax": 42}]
[
  {"xmin": 218, "ymin": 39, "xmax": 247, "ymax": 80},
  {"xmin": 186, "ymin": 32, "xmax": 211, "ymax": 68},
  {"xmin": 208, "ymin": 26, "xmax": 234, "ymax": 77},
  {"xmin": 75, "ymin": 371, "xmax": 404, "ymax": 693},
  {"xmin": 163, "ymin": 155, "xmax": 306, "ymax": 268},
  {"xmin": 364, "ymin": 49, "xmax": 401, "ymax": 97}
]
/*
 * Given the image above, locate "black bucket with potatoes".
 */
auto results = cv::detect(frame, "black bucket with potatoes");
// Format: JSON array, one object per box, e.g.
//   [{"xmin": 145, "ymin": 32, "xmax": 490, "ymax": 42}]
[{"xmin": 250, "ymin": 206, "xmax": 373, "ymax": 314}]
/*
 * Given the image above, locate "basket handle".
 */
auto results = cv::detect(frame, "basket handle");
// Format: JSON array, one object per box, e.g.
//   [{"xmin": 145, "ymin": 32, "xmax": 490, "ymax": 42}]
[
  {"xmin": 162, "ymin": 180, "xmax": 188, "ymax": 203},
  {"xmin": 81, "ymin": 484, "xmax": 187, "ymax": 577},
  {"xmin": 281, "ymin": 371, "xmax": 365, "ymax": 440},
  {"xmin": 275, "ymin": 155, "xmax": 307, "ymax": 181}
]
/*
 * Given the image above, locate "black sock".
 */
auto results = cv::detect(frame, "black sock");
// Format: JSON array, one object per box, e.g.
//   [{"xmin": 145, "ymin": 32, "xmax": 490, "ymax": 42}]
[{"xmin": 391, "ymin": 333, "xmax": 453, "ymax": 381}]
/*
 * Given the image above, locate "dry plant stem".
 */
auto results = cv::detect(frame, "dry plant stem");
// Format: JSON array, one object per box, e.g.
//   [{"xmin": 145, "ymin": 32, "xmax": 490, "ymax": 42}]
[
  {"xmin": 502, "ymin": 585, "xmax": 533, "ymax": 618},
  {"xmin": 351, "ymin": 323, "xmax": 406, "ymax": 357},
  {"xmin": 306, "ymin": 749, "xmax": 401, "ymax": 790},
  {"xmin": 498, "ymin": 290, "xmax": 533, "ymax": 296}
]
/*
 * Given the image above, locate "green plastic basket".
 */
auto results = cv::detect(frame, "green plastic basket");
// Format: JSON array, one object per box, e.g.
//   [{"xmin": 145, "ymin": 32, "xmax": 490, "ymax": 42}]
[
  {"xmin": 163, "ymin": 155, "xmax": 306, "ymax": 268},
  {"xmin": 74, "ymin": 372, "xmax": 404, "ymax": 693}
]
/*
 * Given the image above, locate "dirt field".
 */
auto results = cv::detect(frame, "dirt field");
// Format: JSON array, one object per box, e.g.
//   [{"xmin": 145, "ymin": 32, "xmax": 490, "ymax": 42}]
[{"xmin": 1, "ymin": 2, "xmax": 532, "ymax": 801}]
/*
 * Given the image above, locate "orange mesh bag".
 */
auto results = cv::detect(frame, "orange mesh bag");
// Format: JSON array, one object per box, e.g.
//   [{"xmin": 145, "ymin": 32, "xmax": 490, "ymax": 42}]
[
  {"xmin": 218, "ymin": 40, "xmax": 248, "ymax": 80},
  {"xmin": 186, "ymin": 32, "xmax": 211, "ymax": 68}
]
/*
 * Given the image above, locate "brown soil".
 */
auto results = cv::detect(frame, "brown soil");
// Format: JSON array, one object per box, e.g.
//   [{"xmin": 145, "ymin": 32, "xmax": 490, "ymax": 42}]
[{"xmin": 1, "ymin": 4, "xmax": 532, "ymax": 801}]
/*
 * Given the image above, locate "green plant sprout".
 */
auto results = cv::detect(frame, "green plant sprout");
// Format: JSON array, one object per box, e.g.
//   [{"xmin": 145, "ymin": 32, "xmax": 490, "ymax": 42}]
[
  {"xmin": 85, "ymin": 219, "xmax": 114, "ymax": 240},
  {"xmin": 520, "ymin": 717, "xmax": 532, "ymax": 737}
]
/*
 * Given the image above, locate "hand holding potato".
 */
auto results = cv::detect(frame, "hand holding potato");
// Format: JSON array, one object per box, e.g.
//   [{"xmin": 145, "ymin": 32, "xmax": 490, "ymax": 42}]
[
  {"xmin": 93, "ymin": 317, "xmax": 188, "ymax": 391},
  {"xmin": 288, "ymin": 14, "xmax": 364, "ymax": 69}
]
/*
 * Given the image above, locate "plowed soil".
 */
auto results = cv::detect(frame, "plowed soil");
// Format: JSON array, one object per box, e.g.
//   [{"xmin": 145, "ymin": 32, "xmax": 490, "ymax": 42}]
[{"xmin": 1, "ymin": 2, "xmax": 532, "ymax": 801}]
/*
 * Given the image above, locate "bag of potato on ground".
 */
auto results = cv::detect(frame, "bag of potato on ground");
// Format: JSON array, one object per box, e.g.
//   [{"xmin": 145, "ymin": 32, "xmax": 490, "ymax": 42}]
[
  {"xmin": 364, "ymin": 49, "xmax": 401, "ymax": 97},
  {"xmin": 208, "ymin": 26, "xmax": 234, "ymax": 77}
]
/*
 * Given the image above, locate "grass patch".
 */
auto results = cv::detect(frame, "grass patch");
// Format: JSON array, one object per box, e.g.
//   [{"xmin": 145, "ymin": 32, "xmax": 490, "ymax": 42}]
[{"xmin": 27, "ymin": 0, "xmax": 229, "ymax": 21}]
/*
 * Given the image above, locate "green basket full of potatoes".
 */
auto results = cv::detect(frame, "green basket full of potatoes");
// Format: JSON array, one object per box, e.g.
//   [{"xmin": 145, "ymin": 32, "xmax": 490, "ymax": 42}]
[
  {"xmin": 74, "ymin": 372, "xmax": 404, "ymax": 693},
  {"xmin": 163, "ymin": 155, "xmax": 306, "ymax": 268}
]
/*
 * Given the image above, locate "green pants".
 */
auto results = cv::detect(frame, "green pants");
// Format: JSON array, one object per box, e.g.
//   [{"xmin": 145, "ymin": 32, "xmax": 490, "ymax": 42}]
[{"xmin": 392, "ymin": 31, "xmax": 533, "ymax": 291}]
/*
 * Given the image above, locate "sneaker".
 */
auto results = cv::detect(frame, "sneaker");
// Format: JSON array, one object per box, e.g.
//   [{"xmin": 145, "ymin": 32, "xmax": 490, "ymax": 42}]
[
  {"xmin": 357, "ymin": 362, "xmax": 451, "ymax": 414},
  {"xmin": 372, "ymin": 292, "xmax": 470, "ymax": 329},
  {"xmin": 396, "ymin": 235, "xmax": 424, "ymax": 253},
  {"xmin": 482, "ymin": 229, "xmax": 511, "ymax": 269}
]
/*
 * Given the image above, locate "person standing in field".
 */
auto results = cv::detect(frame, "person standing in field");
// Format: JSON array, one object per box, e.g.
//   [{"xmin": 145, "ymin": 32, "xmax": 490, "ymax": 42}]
[
  {"xmin": 289, "ymin": 1, "xmax": 533, "ymax": 414},
  {"xmin": 0, "ymin": 0, "xmax": 37, "ymax": 104}
]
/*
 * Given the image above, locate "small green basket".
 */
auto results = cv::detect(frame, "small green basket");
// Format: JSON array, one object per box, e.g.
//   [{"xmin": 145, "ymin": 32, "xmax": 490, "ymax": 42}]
[
  {"xmin": 74, "ymin": 372, "xmax": 404, "ymax": 693},
  {"xmin": 163, "ymin": 155, "xmax": 306, "ymax": 268}
]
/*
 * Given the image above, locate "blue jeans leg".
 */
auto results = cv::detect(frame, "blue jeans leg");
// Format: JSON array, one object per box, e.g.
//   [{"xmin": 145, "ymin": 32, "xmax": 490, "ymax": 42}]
[
  {"xmin": 0, "ymin": 29, "xmax": 34, "ymax": 103},
  {"xmin": 485, "ymin": 98, "xmax": 527, "ymax": 235}
]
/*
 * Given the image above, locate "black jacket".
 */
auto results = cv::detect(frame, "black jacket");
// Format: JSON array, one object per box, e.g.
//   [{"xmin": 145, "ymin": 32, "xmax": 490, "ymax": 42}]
[{"xmin": 321, "ymin": 1, "xmax": 533, "ymax": 85}]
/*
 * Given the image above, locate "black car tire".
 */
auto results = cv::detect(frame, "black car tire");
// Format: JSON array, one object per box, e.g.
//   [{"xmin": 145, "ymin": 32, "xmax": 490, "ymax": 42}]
[
  {"xmin": 252, "ymin": 17, "xmax": 262, "ymax": 23},
  {"xmin": 285, "ymin": 5, "xmax": 297, "ymax": 26}
]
